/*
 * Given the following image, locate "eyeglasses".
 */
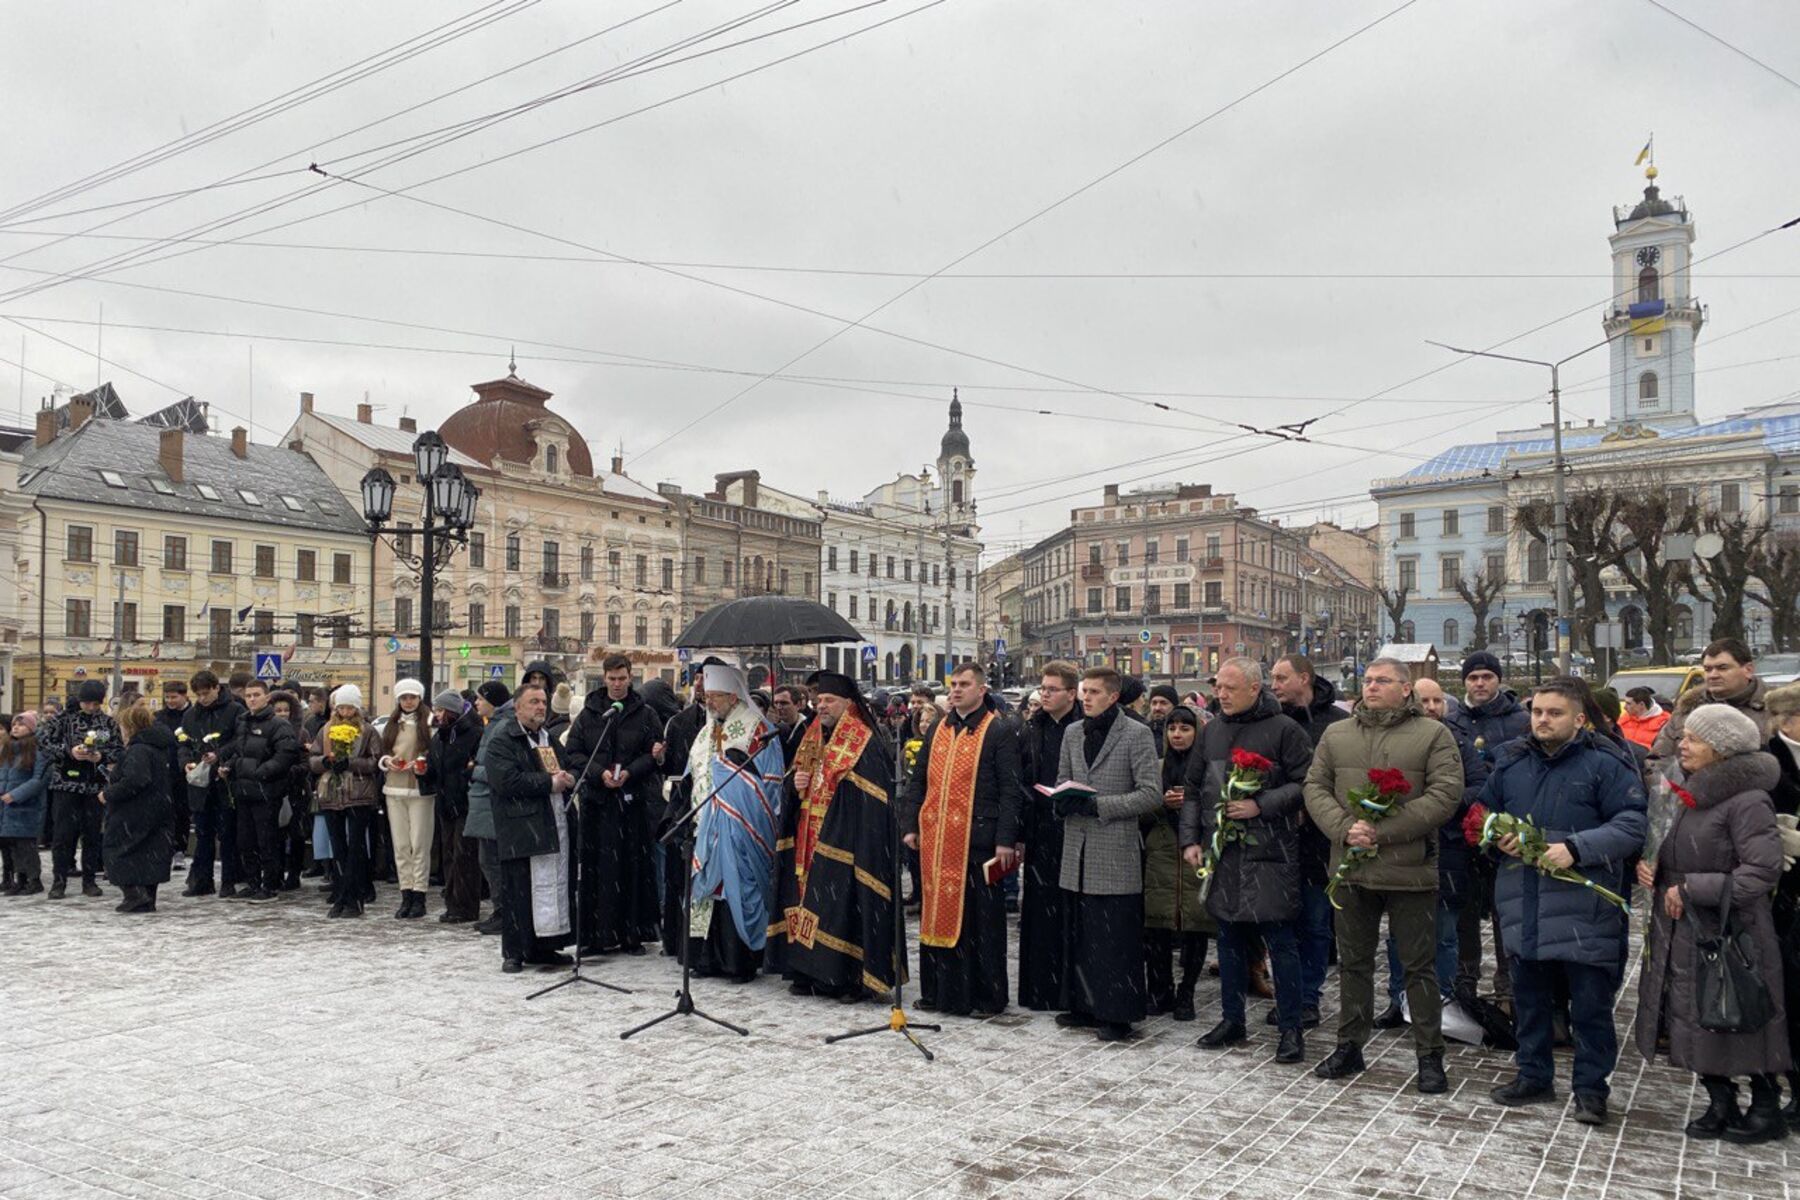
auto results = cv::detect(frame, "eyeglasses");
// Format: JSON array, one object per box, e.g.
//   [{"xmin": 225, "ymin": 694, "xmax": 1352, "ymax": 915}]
[
  {"xmin": 1039, "ymin": 684, "xmax": 1068, "ymax": 694},
  {"xmin": 1364, "ymin": 676, "xmax": 1403, "ymax": 687}
]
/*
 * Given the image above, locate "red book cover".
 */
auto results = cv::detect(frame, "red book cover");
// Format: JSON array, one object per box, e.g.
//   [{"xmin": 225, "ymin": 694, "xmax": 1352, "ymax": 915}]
[{"xmin": 983, "ymin": 853, "xmax": 1020, "ymax": 887}]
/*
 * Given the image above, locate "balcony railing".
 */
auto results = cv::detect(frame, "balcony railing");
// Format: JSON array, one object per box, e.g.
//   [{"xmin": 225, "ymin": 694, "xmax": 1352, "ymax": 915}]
[
  {"xmin": 1080, "ymin": 563, "xmax": 1107, "ymax": 581},
  {"xmin": 541, "ymin": 571, "xmax": 570, "ymax": 590}
]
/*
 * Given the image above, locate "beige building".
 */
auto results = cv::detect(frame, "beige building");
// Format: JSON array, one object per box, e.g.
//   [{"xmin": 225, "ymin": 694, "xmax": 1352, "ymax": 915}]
[
  {"xmin": 17, "ymin": 394, "xmax": 373, "ymax": 708},
  {"xmin": 284, "ymin": 372, "xmax": 682, "ymax": 707}
]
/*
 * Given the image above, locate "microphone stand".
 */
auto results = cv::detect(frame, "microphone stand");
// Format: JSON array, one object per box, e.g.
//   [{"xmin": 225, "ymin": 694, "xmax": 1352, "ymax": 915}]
[
  {"xmin": 527, "ymin": 704, "xmax": 631, "ymax": 1001},
  {"xmin": 620, "ymin": 761, "xmax": 750, "ymax": 1040},
  {"xmin": 824, "ymin": 740, "xmax": 937, "ymax": 1061}
]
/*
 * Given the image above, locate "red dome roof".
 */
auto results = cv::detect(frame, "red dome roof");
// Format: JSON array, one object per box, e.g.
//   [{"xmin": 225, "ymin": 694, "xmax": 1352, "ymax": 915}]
[{"xmin": 439, "ymin": 374, "xmax": 593, "ymax": 477}]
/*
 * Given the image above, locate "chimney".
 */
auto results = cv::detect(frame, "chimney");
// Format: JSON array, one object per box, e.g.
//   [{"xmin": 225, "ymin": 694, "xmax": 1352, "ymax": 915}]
[
  {"xmin": 67, "ymin": 395, "xmax": 95, "ymax": 431},
  {"xmin": 356, "ymin": 402, "xmax": 373, "ymax": 424},
  {"xmin": 610, "ymin": 454, "xmax": 623, "ymax": 474},
  {"xmin": 300, "ymin": 391, "xmax": 314, "ymax": 415},
  {"xmin": 158, "ymin": 428, "xmax": 185, "ymax": 483},
  {"xmin": 230, "ymin": 426, "xmax": 248, "ymax": 459},
  {"xmin": 399, "ymin": 416, "xmax": 417, "ymax": 433},
  {"xmin": 1103, "ymin": 483, "xmax": 1119, "ymax": 504},
  {"xmin": 34, "ymin": 407, "xmax": 56, "ymax": 447}
]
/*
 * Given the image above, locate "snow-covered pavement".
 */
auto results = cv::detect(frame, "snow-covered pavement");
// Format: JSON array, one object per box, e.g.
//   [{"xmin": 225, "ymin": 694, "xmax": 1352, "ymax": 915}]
[{"xmin": 1, "ymin": 876, "xmax": 1790, "ymax": 1199}]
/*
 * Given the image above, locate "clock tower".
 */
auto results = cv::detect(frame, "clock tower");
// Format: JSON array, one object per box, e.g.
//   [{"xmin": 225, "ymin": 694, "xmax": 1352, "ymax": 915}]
[{"xmin": 1602, "ymin": 166, "xmax": 1703, "ymax": 428}]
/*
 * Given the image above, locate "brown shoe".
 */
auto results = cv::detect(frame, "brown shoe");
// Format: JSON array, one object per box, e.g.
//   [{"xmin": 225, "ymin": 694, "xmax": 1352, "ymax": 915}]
[{"xmin": 1248, "ymin": 955, "xmax": 1274, "ymax": 1000}]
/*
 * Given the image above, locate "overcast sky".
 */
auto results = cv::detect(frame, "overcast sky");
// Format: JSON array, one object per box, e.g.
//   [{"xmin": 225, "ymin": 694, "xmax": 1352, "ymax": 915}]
[{"xmin": 4, "ymin": 0, "xmax": 1798, "ymax": 561}]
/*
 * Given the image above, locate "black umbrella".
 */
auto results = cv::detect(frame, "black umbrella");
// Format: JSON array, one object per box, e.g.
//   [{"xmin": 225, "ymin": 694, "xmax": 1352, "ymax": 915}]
[{"xmin": 673, "ymin": 595, "xmax": 861, "ymax": 649}]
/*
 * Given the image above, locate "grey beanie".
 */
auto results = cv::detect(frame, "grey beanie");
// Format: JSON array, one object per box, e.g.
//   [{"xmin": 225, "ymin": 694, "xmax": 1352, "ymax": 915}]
[
  {"xmin": 432, "ymin": 689, "xmax": 465, "ymax": 713},
  {"xmin": 1683, "ymin": 704, "xmax": 1762, "ymax": 758}
]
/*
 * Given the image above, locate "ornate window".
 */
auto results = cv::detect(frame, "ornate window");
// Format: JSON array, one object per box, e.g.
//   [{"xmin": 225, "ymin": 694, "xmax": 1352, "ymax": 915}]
[
  {"xmin": 1639, "ymin": 371, "xmax": 1659, "ymax": 404},
  {"xmin": 1637, "ymin": 266, "xmax": 1659, "ymax": 303}
]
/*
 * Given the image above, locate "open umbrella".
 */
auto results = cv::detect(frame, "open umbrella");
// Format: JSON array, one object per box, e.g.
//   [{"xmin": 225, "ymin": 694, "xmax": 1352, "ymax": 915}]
[
  {"xmin": 674, "ymin": 595, "xmax": 862, "ymax": 688},
  {"xmin": 673, "ymin": 596, "xmax": 860, "ymax": 649}
]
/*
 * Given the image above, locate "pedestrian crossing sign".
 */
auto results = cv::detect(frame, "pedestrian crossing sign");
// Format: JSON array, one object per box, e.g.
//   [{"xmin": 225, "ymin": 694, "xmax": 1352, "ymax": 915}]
[{"xmin": 253, "ymin": 652, "xmax": 283, "ymax": 682}]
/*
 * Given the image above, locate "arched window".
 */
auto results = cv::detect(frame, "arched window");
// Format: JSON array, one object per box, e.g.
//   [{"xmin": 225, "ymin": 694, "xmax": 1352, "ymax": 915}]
[
  {"xmin": 1399, "ymin": 620, "xmax": 1416, "ymax": 643},
  {"xmin": 951, "ymin": 478, "xmax": 964, "ymax": 505},
  {"xmin": 1443, "ymin": 619, "xmax": 1460, "ymax": 647},
  {"xmin": 1488, "ymin": 618, "xmax": 1504, "ymax": 646},
  {"xmin": 1637, "ymin": 266, "xmax": 1660, "ymax": 303},
  {"xmin": 1639, "ymin": 371, "xmax": 1659, "ymax": 404},
  {"xmin": 1526, "ymin": 539, "xmax": 1548, "ymax": 583},
  {"xmin": 545, "ymin": 444, "xmax": 559, "ymax": 474}
]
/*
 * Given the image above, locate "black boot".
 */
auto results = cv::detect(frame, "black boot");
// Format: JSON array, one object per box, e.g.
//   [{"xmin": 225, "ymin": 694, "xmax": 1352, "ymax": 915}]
[
  {"xmin": 1686, "ymin": 1075, "xmax": 1740, "ymax": 1140},
  {"xmin": 1144, "ymin": 929, "xmax": 1175, "ymax": 1016},
  {"xmin": 1314, "ymin": 1041, "xmax": 1366, "ymax": 1079},
  {"xmin": 1275, "ymin": 1027, "xmax": 1305, "ymax": 1063},
  {"xmin": 47, "ymin": 876, "xmax": 67, "ymax": 900},
  {"xmin": 1723, "ymin": 1075, "xmax": 1790, "ymax": 1145},
  {"xmin": 114, "ymin": 885, "xmax": 143, "ymax": 913},
  {"xmin": 1197, "ymin": 1019, "xmax": 1247, "ymax": 1049},
  {"xmin": 1173, "ymin": 934, "xmax": 1203, "ymax": 1023},
  {"xmin": 395, "ymin": 891, "xmax": 412, "ymax": 919}
]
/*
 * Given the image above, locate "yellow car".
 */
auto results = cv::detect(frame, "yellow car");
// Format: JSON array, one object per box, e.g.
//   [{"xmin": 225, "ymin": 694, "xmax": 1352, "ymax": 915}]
[{"xmin": 1604, "ymin": 666, "xmax": 1704, "ymax": 705}]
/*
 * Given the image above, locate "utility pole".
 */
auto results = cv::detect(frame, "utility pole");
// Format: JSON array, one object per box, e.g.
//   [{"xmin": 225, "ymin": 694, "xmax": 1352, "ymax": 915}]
[
  {"xmin": 111, "ymin": 569, "xmax": 125, "ymax": 700},
  {"xmin": 1427, "ymin": 337, "xmax": 1616, "ymax": 675}
]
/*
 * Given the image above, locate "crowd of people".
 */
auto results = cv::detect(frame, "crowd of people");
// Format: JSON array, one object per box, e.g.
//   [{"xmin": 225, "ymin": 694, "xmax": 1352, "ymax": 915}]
[{"xmin": 4, "ymin": 639, "xmax": 1798, "ymax": 1141}]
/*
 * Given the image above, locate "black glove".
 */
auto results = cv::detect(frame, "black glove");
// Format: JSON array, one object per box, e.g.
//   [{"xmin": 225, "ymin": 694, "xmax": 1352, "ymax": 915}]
[
  {"xmin": 1054, "ymin": 793, "xmax": 1099, "ymax": 819},
  {"xmin": 330, "ymin": 757, "xmax": 348, "ymax": 775}
]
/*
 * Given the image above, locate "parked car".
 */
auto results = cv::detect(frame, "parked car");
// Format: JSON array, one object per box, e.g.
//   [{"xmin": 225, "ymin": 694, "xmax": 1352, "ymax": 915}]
[
  {"xmin": 1757, "ymin": 652, "xmax": 1800, "ymax": 688},
  {"xmin": 1605, "ymin": 665, "xmax": 1704, "ymax": 707}
]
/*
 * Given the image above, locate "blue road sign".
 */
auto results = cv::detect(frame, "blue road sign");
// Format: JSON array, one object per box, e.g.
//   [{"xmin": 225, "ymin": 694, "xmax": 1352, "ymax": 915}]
[
  {"xmin": 489, "ymin": 664, "xmax": 504, "ymax": 679},
  {"xmin": 253, "ymin": 652, "xmax": 283, "ymax": 682},
  {"xmin": 676, "ymin": 648, "xmax": 691, "ymax": 663},
  {"xmin": 861, "ymin": 645, "xmax": 879, "ymax": 665}
]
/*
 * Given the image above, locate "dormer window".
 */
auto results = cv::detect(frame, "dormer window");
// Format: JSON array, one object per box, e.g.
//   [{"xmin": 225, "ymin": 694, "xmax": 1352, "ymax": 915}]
[{"xmin": 546, "ymin": 444, "xmax": 559, "ymax": 475}]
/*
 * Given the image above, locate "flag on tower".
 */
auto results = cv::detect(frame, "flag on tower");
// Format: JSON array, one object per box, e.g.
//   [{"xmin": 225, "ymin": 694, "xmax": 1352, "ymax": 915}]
[{"xmin": 1634, "ymin": 135, "xmax": 1653, "ymax": 166}]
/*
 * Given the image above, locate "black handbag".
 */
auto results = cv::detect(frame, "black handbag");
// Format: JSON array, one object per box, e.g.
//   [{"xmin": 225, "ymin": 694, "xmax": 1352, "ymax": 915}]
[{"xmin": 1694, "ymin": 880, "xmax": 1775, "ymax": 1035}]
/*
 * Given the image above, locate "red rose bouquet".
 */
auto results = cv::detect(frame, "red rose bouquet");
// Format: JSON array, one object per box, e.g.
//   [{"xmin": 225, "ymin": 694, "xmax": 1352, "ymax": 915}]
[
  {"xmin": 1193, "ymin": 748, "xmax": 1272, "ymax": 882},
  {"xmin": 1324, "ymin": 767, "xmax": 1413, "ymax": 909}
]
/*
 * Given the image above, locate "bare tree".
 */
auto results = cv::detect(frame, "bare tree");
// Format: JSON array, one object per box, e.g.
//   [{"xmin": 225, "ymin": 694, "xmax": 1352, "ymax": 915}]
[
  {"xmin": 1514, "ymin": 488, "xmax": 1627, "ymax": 654},
  {"xmin": 1612, "ymin": 489, "xmax": 1701, "ymax": 664},
  {"xmin": 1452, "ymin": 570, "xmax": 1506, "ymax": 651},
  {"xmin": 1749, "ymin": 530, "xmax": 1800, "ymax": 652},
  {"xmin": 1375, "ymin": 584, "xmax": 1410, "ymax": 641},
  {"xmin": 1686, "ymin": 511, "xmax": 1768, "ymax": 645}
]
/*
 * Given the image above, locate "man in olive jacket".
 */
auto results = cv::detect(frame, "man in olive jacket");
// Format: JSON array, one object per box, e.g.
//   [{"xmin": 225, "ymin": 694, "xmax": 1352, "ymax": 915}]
[{"xmin": 1303, "ymin": 656, "xmax": 1463, "ymax": 1093}]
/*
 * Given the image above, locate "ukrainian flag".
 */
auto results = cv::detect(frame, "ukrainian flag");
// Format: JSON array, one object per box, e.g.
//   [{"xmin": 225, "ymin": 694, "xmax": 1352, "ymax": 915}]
[{"xmin": 1635, "ymin": 135, "xmax": 1653, "ymax": 166}]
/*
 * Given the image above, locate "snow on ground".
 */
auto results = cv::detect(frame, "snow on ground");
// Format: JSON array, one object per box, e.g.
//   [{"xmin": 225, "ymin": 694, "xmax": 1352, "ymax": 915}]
[{"xmin": 1, "ymin": 871, "xmax": 1792, "ymax": 1199}]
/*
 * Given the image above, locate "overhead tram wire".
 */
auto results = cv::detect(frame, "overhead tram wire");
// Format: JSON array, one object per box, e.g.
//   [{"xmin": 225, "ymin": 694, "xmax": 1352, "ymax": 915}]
[
  {"xmin": 1641, "ymin": 0, "xmax": 1800, "ymax": 94},
  {"xmin": 0, "ymin": 0, "xmax": 539, "ymax": 226},
  {"xmin": 0, "ymin": 0, "xmax": 776, "ymax": 302},
  {"xmin": 0, "ymin": 1, "xmax": 684, "ymax": 238},
  {"xmin": 627, "ymin": 0, "xmax": 1429, "ymax": 463},
  {"xmin": 0, "ymin": 0, "xmax": 880, "ymax": 306}
]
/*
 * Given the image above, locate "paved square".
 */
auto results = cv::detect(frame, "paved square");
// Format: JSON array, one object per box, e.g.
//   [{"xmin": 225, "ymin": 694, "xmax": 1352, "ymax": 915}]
[{"xmin": 2, "ymin": 871, "xmax": 1792, "ymax": 1199}]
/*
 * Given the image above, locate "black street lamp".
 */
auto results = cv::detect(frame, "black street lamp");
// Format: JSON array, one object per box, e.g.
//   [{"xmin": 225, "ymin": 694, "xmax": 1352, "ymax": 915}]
[{"xmin": 360, "ymin": 434, "xmax": 477, "ymax": 695}]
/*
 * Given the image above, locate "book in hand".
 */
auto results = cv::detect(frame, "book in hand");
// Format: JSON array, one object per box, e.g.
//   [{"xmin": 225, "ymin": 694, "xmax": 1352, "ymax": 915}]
[
  {"xmin": 1033, "ymin": 781, "xmax": 1097, "ymax": 802},
  {"xmin": 983, "ymin": 852, "xmax": 1020, "ymax": 887}
]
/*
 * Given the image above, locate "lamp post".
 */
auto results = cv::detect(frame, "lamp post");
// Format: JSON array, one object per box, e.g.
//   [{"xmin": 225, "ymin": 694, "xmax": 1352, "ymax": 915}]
[
  {"xmin": 1427, "ymin": 334, "xmax": 1618, "ymax": 676},
  {"xmin": 360, "ymin": 431, "xmax": 478, "ymax": 695}
]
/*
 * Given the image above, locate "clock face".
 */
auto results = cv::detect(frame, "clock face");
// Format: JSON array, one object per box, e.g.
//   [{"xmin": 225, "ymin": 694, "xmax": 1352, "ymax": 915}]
[{"xmin": 1635, "ymin": 246, "xmax": 1662, "ymax": 268}]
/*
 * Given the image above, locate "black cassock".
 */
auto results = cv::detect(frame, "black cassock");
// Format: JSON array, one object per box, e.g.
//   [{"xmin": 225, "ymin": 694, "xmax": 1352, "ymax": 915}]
[
  {"xmin": 564, "ymin": 690, "xmax": 663, "ymax": 952},
  {"xmin": 764, "ymin": 717, "xmax": 902, "ymax": 997},
  {"xmin": 1017, "ymin": 709, "xmax": 1077, "ymax": 1010}
]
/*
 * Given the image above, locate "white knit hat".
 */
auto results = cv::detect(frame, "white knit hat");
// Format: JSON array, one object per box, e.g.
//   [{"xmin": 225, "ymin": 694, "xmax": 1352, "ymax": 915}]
[
  {"xmin": 330, "ymin": 684, "xmax": 364, "ymax": 711},
  {"xmin": 1684, "ymin": 704, "xmax": 1762, "ymax": 758},
  {"xmin": 393, "ymin": 678, "xmax": 425, "ymax": 701}
]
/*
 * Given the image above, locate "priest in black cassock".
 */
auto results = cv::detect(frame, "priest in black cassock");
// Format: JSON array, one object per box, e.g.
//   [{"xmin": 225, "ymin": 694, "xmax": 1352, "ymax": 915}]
[
  {"xmin": 765, "ymin": 671, "xmax": 902, "ymax": 1001},
  {"xmin": 562, "ymin": 652, "xmax": 663, "ymax": 956},
  {"xmin": 1017, "ymin": 660, "xmax": 1083, "ymax": 1010}
]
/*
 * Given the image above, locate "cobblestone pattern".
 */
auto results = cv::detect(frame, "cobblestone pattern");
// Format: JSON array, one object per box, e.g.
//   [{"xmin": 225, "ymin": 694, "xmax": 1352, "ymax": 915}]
[{"xmin": 1, "ymin": 858, "xmax": 1793, "ymax": 1199}]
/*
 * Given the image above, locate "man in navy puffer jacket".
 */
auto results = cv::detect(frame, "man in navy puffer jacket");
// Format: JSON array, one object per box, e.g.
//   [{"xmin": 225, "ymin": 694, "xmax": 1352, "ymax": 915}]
[{"xmin": 1478, "ymin": 676, "xmax": 1646, "ymax": 1127}]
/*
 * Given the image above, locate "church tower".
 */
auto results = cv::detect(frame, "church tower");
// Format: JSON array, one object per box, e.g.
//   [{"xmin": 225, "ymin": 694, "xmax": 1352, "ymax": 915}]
[
  {"xmin": 936, "ymin": 388, "xmax": 976, "ymax": 519},
  {"xmin": 1602, "ymin": 166, "xmax": 1704, "ymax": 428}
]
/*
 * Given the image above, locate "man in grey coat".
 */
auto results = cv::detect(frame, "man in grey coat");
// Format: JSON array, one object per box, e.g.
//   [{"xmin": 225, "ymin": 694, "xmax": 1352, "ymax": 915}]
[{"xmin": 1051, "ymin": 666, "xmax": 1163, "ymax": 1041}]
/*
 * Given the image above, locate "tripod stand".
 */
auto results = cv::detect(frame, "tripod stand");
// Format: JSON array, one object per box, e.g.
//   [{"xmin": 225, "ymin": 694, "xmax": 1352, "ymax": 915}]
[
  {"xmin": 528, "ymin": 709, "xmax": 631, "ymax": 1002},
  {"xmin": 619, "ymin": 777, "xmax": 749, "ymax": 1039},
  {"xmin": 824, "ymin": 745, "xmax": 937, "ymax": 1061}
]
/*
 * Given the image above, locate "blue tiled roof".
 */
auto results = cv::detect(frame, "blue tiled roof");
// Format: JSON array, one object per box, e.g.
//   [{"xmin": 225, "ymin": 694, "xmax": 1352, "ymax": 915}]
[{"xmin": 1400, "ymin": 412, "xmax": 1800, "ymax": 480}]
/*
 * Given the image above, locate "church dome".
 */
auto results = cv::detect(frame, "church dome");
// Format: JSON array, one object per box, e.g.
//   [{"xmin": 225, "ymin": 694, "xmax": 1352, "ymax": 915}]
[
  {"xmin": 1628, "ymin": 168, "xmax": 1678, "ymax": 221},
  {"xmin": 940, "ymin": 390, "xmax": 971, "ymax": 462},
  {"xmin": 439, "ymin": 372, "xmax": 593, "ymax": 477}
]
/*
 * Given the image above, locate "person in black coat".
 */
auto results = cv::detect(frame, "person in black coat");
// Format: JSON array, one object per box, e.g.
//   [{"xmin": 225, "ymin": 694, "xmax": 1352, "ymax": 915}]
[
  {"xmin": 42, "ymin": 679, "xmax": 122, "ymax": 899},
  {"xmin": 101, "ymin": 702, "xmax": 174, "ymax": 913},
  {"xmin": 1271, "ymin": 654, "xmax": 1350, "ymax": 1020},
  {"xmin": 562, "ymin": 654, "xmax": 664, "ymax": 954},
  {"xmin": 1183, "ymin": 661, "xmax": 1316, "ymax": 1062},
  {"xmin": 1016, "ymin": 661, "xmax": 1083, "ymax": 1010},
  {"xmin": 426, "ymin": 691, "xmax": 485, "ymax": 923},
  {"xmin": 221, "ymin": 678, "xmax": 302, "ymax": 900},
  {"xmin": 485, "ymin": 684, "xmax": 578, "ymax": 973},
  {"xmin": 177, "ymin": 671, "xmax": 246, "ymax": 897},
  {"xmin": 155, "ymin": 681, "xmax": 191, "ymax": 873}
]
